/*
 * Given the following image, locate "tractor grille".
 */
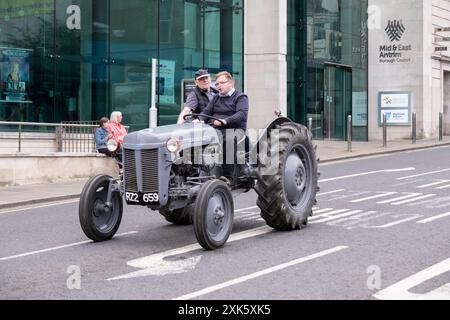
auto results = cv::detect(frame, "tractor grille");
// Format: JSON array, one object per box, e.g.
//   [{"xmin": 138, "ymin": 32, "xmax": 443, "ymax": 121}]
[
  {"xmin": 124, "ymin": 149, "xmax": 138, "ymax": 192},
  {"xmin": 141, "ymin": 149, "xmax": 159, "ymax": 192},
  {"xmin": 124, "ymin": 148, "xmax": 159, "ymax": 193}
]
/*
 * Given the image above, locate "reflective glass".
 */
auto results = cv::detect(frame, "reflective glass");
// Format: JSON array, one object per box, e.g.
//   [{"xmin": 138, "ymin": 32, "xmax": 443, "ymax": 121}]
[
  {"xmin": 288, "ymin": 0, "xmax": 368, "ymax": 141},
  {"xmin": 0, "ymin": 0, "xmax": 244, "ymax": 132}
]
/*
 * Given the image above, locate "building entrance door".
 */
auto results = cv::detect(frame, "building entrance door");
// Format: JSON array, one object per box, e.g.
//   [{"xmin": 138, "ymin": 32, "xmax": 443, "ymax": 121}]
[{"xmin": 323, "ymin": 64, "xmax": 352, "ymax": 140}]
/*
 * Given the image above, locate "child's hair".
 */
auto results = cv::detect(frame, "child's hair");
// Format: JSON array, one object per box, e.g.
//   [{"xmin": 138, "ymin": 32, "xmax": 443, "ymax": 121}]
[{"xmin": 99, "ymin": 117, "xmax": 109, "ymax": 127}]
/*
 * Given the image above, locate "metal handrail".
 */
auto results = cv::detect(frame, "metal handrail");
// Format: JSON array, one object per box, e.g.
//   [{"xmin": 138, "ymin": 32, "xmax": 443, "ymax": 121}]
[
  {"xmin": 0, "ymin": 121, "xmax": 130, "ymax": 153},
  {"xmin": 0, "ymin": 121, "xmax": 99, "ymax": 128}
]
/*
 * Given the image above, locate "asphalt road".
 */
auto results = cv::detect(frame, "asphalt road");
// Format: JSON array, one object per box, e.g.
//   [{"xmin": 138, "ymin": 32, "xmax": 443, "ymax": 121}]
[{"xmin": 1, "ymin": 146, "xmax": 449, "ymax": 301}]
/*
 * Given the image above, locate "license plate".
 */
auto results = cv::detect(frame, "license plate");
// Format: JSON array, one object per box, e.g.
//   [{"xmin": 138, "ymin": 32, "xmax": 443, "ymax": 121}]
[{"xmin": 125, "ymin": 192, "xmax": 159, "ymax": 205}]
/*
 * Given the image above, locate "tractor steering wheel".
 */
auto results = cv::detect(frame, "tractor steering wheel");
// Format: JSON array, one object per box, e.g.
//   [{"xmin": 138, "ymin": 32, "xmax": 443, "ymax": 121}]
[{"xmin": 183, "ymin": 113, "xmax": 226, "ymax": 127}]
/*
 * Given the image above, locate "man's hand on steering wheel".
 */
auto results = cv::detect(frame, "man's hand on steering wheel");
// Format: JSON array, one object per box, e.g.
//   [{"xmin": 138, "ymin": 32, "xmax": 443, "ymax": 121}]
[{"xmin": 184, "ymin": 114, "xmax": 226, "ymax": 127}]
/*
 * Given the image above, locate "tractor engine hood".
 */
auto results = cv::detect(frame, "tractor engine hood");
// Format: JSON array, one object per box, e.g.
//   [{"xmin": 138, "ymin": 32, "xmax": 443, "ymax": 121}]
[{"xmin": 123, "ymin": 123, "xmax": 221, "ymax": 150}]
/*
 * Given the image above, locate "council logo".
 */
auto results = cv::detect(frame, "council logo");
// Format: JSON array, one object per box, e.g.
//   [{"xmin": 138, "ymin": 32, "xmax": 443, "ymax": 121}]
[{"xmin": 385, "ymin": 20, "xmax": 406, "ymax": 42}]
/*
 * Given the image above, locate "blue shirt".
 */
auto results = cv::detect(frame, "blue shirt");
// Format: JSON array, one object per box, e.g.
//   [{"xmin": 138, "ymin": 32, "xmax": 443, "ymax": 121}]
[{"xmin": 95, "ymin": 127, "xmax": 109, "ymax": 150}]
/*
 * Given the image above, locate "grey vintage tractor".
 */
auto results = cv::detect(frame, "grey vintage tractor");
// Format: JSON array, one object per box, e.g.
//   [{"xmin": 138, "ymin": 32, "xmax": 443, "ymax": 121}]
[{"xmin": 79, "ymin": 114, "xmax": 319, "ymax": 250}]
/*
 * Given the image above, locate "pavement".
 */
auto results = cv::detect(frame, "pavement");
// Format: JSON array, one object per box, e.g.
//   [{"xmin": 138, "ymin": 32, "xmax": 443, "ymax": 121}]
[{"xmin": 1, "ymin": 136, "xmax": 449, "ymax": 210}]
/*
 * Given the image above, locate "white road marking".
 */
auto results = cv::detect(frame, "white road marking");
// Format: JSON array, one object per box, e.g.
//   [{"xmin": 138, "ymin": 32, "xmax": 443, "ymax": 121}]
[
  {"xmin": 367, "ymin": 214, "xmax": 422, "ymax": 229},
  {"xmin": 436, "ymin": 185, "xmax": 450, "ymax": 190},
  {"xmin": 417, "ymin": 212, "xmax": 450, "ymax": 224},
  {"xmin": 327, "ymin": 211, "xmax": 378, "ymax": 227},
  {"xmin": 313, "ymin": 208, "xmax": 335, "ymax": 215},
  {"xmin": 377, "ymin": 193, "xmax": 422, "ymax": 204},
  {"xmin": 319, "ymin": 168, "xmax": 415, "ymax": 183},
  {"xmin": 237, "ymin": 211, "xmax": 260, "ymax": 218},
  {"xmin": 397, "ymin": 168, "xmax": 450, "ymax": 181},
  {"xmin": 242, "ymin": 214, "xmax": 262, "ymax": 221},
  {"xmin": 310, "ymin": 210, "xmax": 363, "ymax": 224},
  {"xmin": 107, "ymin": 226, "xmax": 274, "ymax": 281},
  {"xmin": 172, "ymin": 246, "xmax": 349, "ymax": 300},
  {"xmin": 0, "ymin": 231, "xmax": 138, "ymax": 262},
  {"xmin": 350, "ymin": 192, "xmax": 397, "ymax": 203},
  {"xmin": 317, "ymin": 189, "xmax": 346, "ymax": 196},
  {"xmin": 392, "ymin": 194, "xmax": 436, "ymax": 206},
  {"xmin": 417, "ymin": 180, "xmax": 450, "ymax": 189},
  {"xmin": 0, "ymin": 199, "xmax": 79, "ymax": 215},
  {"xmin": 235, "ymin": 206, "xmax": 258, "ymax": 213},
  {"xmin": 309, "ymin": 209, "xmax": 351, "ymax": 220},
  {"xmin": 373, "ymin": 257, "xmax": 450, "ymax": 300}
]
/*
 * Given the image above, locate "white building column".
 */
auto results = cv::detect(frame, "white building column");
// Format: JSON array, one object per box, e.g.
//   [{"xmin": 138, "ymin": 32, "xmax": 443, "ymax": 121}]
[{"xmin": 244, "ymin": 0, "xmax": 287, "ymax": 129}]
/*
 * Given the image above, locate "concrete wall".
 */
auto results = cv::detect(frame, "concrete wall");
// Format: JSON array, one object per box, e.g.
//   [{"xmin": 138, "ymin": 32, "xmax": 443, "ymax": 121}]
[
  {"xmin": 0, "ymin": 154, "xmax": 118, "ymax": 187},
  {"xmin": 369, "ymin": 0, "xmax": 450, "ymax": 140},
  {"xmin": 368, "ymin": 0, "xmax": 425, "ymax": 140},
  {"xmin": 245, "ymin": 0, "xmax": 287, "ymax": 129},
  {"xmin": 431, "ymin": 0, "xmax": 450, "ymax": 137},
  {"xmin": 444, "ymin": 71, "xmax": 450, "ymax": 134},
  {"xmin": 0, "ymin": 132, "xmax": 57, "ymax": 153}
]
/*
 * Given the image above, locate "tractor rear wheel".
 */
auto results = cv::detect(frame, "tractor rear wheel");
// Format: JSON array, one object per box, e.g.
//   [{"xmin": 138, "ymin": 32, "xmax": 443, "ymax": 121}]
[{"xmin": 255, "ymin": 122, "xmax": 319, "ymax": 230}]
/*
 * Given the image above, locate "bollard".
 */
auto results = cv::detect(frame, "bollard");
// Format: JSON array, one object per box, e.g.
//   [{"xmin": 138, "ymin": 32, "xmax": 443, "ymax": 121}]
[
  {"xmin": 439, "ymin": 112, "xmax": 443, "ymax": 142},
  {"xmin": 308, "ymin": 117, "xmax": 313, "ymax": 135},
  {"xmin": 412, "ymin": 112, "xmax": 417, "ymax": 144},
  {"xmin": 347, "ymin": 115, "xmax": 352, "ymax": 152},
  {"xmin": 18, "ymin": 124, "xmax": 22, "ymax": 153},
  {"xmin": 383, "ymin": 114, "xmax": 387, "ymax": 147}
]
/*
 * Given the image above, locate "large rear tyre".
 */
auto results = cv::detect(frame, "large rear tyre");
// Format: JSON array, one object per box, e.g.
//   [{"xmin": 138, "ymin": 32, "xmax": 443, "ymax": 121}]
[
  {"xmin": 193, "ymin": 180, "xmax": 234, "ymax": 250},
  {"xmin": 255, "ymin": 122, "xmax": 319, "ymax": 231},
  {"xmin": 159, "ymin": 204, "xmax": 194, "ymax": 225},
  {"xmin": 79, "ymin": 175, "xmax": 123, "ymax": 242}
]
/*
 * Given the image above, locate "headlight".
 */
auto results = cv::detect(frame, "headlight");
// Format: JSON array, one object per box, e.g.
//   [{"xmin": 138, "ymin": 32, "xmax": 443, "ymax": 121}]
[
  {"xmin": 166, "ymin": 138, "xmax": 181, "ymax": 153},
  {"xmin": 107, "ymin": 139, "xmax": 119, "ymax": 152}
]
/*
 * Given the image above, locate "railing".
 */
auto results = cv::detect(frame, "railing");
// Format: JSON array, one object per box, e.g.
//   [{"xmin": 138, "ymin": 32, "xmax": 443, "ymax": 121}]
[
  {"xmin": 59, "ymin": 121, "xmax": 100, "ymax": 153},
  {"xmin": 0, "ymin": 121, "xmax": 129, "ymax": 153}
]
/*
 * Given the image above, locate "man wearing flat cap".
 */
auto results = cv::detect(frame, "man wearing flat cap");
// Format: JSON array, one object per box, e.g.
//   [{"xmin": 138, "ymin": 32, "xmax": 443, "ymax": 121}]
[{"xmin": 177, "ymin": 69, "xmax": 219, "ymax": 124}]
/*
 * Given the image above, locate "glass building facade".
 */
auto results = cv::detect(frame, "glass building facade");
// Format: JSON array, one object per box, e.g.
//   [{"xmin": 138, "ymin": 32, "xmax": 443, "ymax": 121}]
[
  {"xmin": 288, "ymin": 0, "xmax": 368, "ymax": 140},
  {"xmin": 0, "ymin": 0, "xmax": 244, "ymax": 131},
  {"xmin": 1, "ymin": 0, "xmax": 368, "ymax": 141}
]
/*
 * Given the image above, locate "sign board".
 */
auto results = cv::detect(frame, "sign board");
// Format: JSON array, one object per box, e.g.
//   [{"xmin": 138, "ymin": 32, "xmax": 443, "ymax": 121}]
[
  {"xmin": 0, "ymin": 47, "xmax": 33, "ymax": 103},
  {"xmin": 435, "ymin": 27, "xmax": 450, "ymax": 32},
  {"xmin": 352, "ymin": 92, "xmax": 368, "ymax": 127},
  {"xmin": 181, "ymin": 79, "xmax": 196, "ymax": 110},
  {"xmin": 157, "ymin": 60, "xmax": 175, "ymax": 104},
  {"xmin": 378, "ymin": 92, "xmax": 411, "ymax": 126},
  {"xmin": 381, "ymin": 109, "xmax": 410, "ymax": 125}
]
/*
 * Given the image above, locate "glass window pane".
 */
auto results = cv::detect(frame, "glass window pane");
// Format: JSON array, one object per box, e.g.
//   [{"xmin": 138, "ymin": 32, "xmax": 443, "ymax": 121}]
[{"xmin": 0, "ymin": 0, "xmax": 55, "ymax": 123}]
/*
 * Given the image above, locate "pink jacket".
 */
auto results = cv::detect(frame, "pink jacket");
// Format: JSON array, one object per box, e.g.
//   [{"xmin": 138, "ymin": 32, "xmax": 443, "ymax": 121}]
[{"xmin": 108, "ymin": 122, "xmax": 128, "ymax": 144}]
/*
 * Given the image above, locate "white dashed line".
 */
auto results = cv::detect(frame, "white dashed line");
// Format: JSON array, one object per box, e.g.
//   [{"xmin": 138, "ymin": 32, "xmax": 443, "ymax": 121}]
[
  {"xmin": 172, "ymin": 246, "xmax": 349, "ymax": 300},
  {"xmin": 351, "ymin": 192, "xmax": 397, "ymax": 203},
  {"xmin": 391, "ymin": 194, "xmax": 436, "ymax": 206},
  {"xmin": 417, "ymin": 212, "xmax": 450, "ymax": 224},
  {"xmin": 0, "ymin": 231, "xmax": 138, "ymax": 262},
  {"xmin": 417, "ymin": 180, "xmax": 450, "ymax": 189}
]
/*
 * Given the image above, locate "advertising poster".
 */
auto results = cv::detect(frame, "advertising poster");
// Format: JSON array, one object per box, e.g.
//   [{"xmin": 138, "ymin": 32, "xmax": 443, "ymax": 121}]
[
  {"xmin": 0, "ymin": 47, "xmax": 33, "ymax": 103},
  {"xmin": 158, "ymin": 60, "xmax": 175, "ymax": 104}
]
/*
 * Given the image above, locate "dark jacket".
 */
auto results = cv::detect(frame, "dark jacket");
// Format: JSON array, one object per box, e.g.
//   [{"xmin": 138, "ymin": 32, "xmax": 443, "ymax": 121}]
[
  {"xmin": 192, "ymin": 87, "xmax": 219, "ymax": 114},
  {"xmin": 200, "ymin": 90, "xmax": 249, "ymax": 130}
]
